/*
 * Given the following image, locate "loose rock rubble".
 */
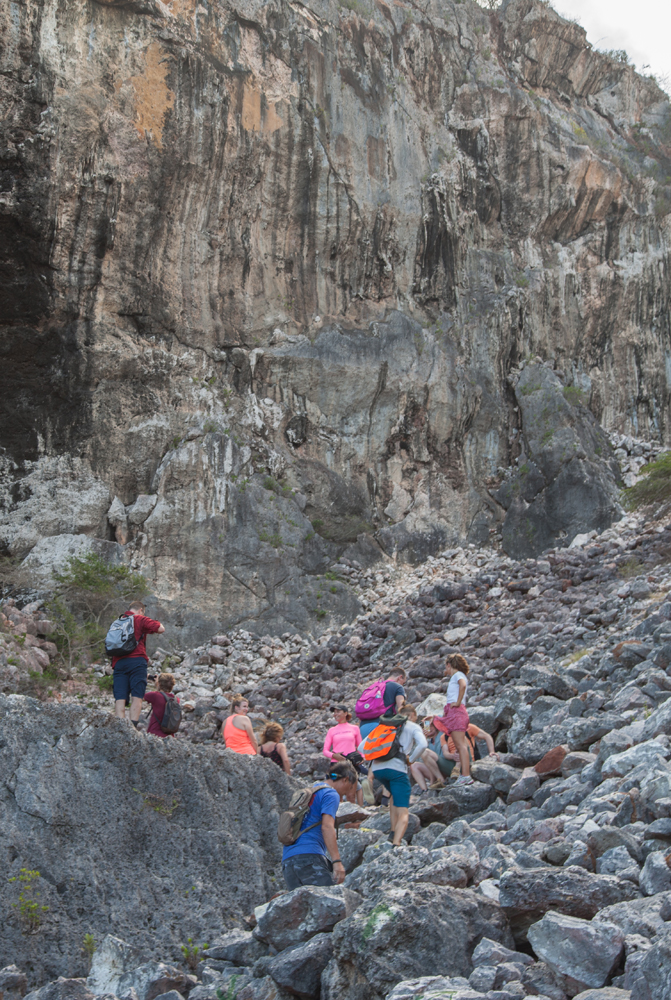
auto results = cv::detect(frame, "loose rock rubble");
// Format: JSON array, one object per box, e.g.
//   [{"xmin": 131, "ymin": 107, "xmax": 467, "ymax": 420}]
[
  {"xmin": 5, "ymin": 506, "xmax": 671, "ymax": 999},
  {"xmin": 5, "ymin": 444, "xmax": 671, "ymax": 998}
]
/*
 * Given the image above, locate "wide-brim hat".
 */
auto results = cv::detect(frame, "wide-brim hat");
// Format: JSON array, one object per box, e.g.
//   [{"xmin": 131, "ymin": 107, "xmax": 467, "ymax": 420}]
[{"xmin": 432, "ymin": 715, "xmax": 450, "ymax": 734}]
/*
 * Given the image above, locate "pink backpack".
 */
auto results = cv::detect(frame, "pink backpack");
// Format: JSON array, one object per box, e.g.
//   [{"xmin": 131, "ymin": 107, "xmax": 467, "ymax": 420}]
[{"xmin": 355, "ymin": 679, "xmax": 387, "ymax": 720}]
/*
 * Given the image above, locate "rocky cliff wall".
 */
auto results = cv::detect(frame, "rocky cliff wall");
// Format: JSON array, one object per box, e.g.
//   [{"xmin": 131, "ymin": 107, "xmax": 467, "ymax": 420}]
[
  {"xmin": 0, "ymin": 695, "xmax": 291, "ymax": 984},
  {"xmin": 1, "ymin": 0, "xmax": 670, "ymax": 641}
]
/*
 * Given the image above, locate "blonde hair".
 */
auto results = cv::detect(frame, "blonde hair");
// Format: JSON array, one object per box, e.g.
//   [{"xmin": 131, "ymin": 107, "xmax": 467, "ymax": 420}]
[
  {"xmin": 445, "ymin": 653, "xmax": 470, "ymax": 676},
  {"xmin": 158, "ymin": 672, "xmax": 175, "ymax": 692},
  {"xmin": 261, "ymin": 722, "xmax": 284, "ymax": 743}
]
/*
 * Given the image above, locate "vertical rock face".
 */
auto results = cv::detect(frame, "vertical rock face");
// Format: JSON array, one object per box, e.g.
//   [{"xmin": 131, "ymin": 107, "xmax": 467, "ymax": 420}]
[{"xmin": 1, "ymin": 0, "xmax": 670, "ymax": 637}]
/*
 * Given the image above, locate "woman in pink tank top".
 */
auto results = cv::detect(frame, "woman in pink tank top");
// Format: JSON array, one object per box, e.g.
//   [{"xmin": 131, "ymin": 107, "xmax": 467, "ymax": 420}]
[{"xmin": 222, "ymin": 696, "xmax": 258, "ymax": 755}]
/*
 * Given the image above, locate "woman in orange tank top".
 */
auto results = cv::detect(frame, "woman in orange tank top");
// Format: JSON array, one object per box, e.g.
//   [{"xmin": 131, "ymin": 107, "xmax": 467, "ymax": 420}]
[{"xmin": 222, "ymin": 696, "xmax": 258, "ymax": 755}]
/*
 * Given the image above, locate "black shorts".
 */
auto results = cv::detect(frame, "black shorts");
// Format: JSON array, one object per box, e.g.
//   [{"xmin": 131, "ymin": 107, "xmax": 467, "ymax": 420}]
[
  {"xmin": 282, "ymin": 854, "xmax": 334, "ymax": 890},
  {"xmin": 112, "ymin": 657, "xmax": 148, "ymax": 701}
]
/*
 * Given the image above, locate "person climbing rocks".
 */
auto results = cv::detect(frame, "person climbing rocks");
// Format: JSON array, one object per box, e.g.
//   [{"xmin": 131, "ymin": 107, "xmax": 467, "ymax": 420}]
[
  {"xmin": 222, "ymin": 696, "xmax": 258, "ymax": 755},
  {"xmin": 111, "ymin": 601, "xmax": 165, "ymax": 727},
  {"xmin": 359, "ymin": 708, "xmax": 427, "ymax": 845},
  {"xmin": 281, "ymin": 761, "xmax": 358, "ymax": 889},
  {"xmin": 144, "ymin": 672, "xmax": 179, "ymax": 738},
  {"xmin": 259, "ymin": 722, "xmax": 291, "ymax": 773},
  {"xmin": 358, "ymin": 667, "xmax": 407, "ymax": 739},
  {"xmin": 438, "ymin": 722, "xmax": 498, "ymax": 777},
  {"xmin": 433, "ymin": 653, "xmax": 473, "ymax": 784},
  {"xmin": 399, "ymin": 705, "xmax": 445, "ymax": 790}
]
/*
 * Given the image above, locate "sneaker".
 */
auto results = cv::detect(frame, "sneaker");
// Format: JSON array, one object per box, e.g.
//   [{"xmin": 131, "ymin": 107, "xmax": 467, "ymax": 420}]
[{"xmin": 456, "ymin": 775, "xmax": 474, "ymax": 785}]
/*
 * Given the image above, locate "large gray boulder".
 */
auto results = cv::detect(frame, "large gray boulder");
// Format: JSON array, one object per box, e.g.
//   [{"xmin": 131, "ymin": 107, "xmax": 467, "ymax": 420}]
[
  {"xmin": 266, "ymin": 934, "xmax": 333, "ymax": 999},
  {"xmin": 87, "ymin": 936, "xmax": 141, "ymax": 996},
  {"xmin": 384, "ymin": 978, "xmax": 481, "ymax": 1000},
  {"xmin": 0, "ymin": 697, "xmax": 292, "ymax": 985},
  {"xmin": 527, "ymin": 912, "xmax": 624, "ymax": 990},
  {"xmin": 499, "ymin": 865, "xmax": 639, "ymax": 936},
  {"xmin": 22, "ymin": 982, "xmax": 93, "ymax": 1000},
  {"xmin": 206, "ymin": 931, "xmax": 267, "ymax": 966},
  {"xmin": 641, "ymin": 699, "xmax": 671, "ymax": 740},
  {"xmin": 116, "ymin": 963, "xmax": 192, "ymax": 1000},
  {"xmin": 0, "ymin": 966, "xmax": 28, "ymax": 1000},
  {"xmin": 639, "ymin": 851, "xmax": 671, "ymax": 896},
  {"xmin": 592, "ymin": 892, "xmax": 671, "ymax": 939},
  {"xmin": 629, "ymin": 933, "xmax": 671, "ymax": 1000},
  {"xmin": 255, "ymin": 885, "xmax": 362, "ymax": 951},
  {"xmin": 322, "ymin": 884, "xmax": 513, "ymax": 1000},
  {"xmin": 337, "ymin": 829, "xmax": 386, "ymax": 873},
  {"xmin": 499, "ymin": 363, "xmax": 621, "ymax": 559}
]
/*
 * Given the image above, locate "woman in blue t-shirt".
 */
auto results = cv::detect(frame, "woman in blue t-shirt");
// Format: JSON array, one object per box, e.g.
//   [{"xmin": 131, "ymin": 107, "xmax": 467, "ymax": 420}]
[{"xmin": 282, "ymin": 762, "xmax": 358, "ymax": 889}]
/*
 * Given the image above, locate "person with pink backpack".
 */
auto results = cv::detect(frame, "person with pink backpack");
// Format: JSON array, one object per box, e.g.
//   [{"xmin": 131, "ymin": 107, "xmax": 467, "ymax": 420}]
[{"xmin": 355, "ymin": 668, "xmax": 407, "ymax": 738}]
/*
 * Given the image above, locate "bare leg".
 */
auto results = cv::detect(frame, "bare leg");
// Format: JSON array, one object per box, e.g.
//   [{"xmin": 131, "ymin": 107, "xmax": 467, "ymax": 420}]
[
  {"xmin": 451, "ymin": 730, "xmax": 470, "ymax": 777},
  {"xmin": 421, "ymin": 749, "xmax": 445, "ymax": 785},
  {"xmin": 410, "ymin": 761, "xmax": 429, "ymax": 791},
  {"xmin": 392, "ymin": 807, "xmax": 409, "ymax": 846},
  {"xmin": 115, "ymin": 700, "xmax": 127, "ymax": 719},
  {"xmin": 129, "ymin": 696, "xmax": 143, "ymax": 723}
]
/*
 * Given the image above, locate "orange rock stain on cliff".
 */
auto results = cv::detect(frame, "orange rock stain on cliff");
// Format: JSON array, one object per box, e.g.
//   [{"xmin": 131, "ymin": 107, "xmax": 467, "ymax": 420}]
[{"xmin": 127, "ymin": 41, "xmax": 175, "ymax": 149}]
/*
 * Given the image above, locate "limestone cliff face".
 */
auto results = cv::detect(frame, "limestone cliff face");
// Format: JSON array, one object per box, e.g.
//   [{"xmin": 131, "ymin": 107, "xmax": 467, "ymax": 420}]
[{"xmin": 1, "ymin": 0, "xmax": 670, "ymax": 640}]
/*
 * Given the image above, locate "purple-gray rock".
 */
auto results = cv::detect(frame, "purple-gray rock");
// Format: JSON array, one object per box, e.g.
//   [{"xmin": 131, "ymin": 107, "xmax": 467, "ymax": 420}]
[
  {"xmin": 527, "ymin": 912, "xmax": 624, "ymax": 990},
  {"xmin": 255, "ymin": 885, "xmax": 362, "ymax": 951},
  {"xmin": 629, "ymin": 933, "xmax": 671, "ymax": 1000},
  {"xmin": 267, "ymin": 934, "xmax": 333, "ymax": 999},
  {"xmin": 323, "ymin": 885, "xmax": 514, "ymax": 1000},
  {"xmin": 206, "ymin": 931, "xmax": 267, "ymax": 966},
  {"xmin": 639, "ymin": 851, "xmax": 671, "ymax": 896},
  {"xmin": 0, "ymin": 967, "xmax": 29, "ymax": 1000},
  {"xmin": 499, "ymin": 866, "xmax": 639, "ymax": 936}
]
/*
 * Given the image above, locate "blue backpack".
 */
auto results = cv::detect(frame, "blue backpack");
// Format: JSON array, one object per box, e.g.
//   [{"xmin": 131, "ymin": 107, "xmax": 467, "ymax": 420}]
[{"xmin": 105, "ymin": 613, "xmax": 138, "ymax": 657}]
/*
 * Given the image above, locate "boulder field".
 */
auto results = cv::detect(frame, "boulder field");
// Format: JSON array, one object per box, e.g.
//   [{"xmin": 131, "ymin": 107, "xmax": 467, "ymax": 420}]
[{"xmin": 3, "ymin": 508, "xmax": 671, "ymax": 998}]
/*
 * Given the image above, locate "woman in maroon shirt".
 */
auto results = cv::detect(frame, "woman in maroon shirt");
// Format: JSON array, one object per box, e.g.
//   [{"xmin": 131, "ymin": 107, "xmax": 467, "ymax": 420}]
[{"xmin": 144, "ymin": 673, "xmax": 179, "ymax": 737}]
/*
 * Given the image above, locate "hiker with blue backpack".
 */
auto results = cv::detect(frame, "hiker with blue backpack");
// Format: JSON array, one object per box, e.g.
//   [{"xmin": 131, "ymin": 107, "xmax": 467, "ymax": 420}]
[
  {"xmin": 278, "ymin": 761, "xmax": 358, "ymax": 888},
  {"xmin": 105, "ymin": 601, "xmax": 165, "ymax": 728}
]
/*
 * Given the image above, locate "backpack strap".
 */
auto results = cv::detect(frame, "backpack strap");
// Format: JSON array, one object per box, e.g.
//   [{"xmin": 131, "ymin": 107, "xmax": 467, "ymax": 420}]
[{"xmin": 294, "ymin": 784, "xmax": 330, "ymax": 840}]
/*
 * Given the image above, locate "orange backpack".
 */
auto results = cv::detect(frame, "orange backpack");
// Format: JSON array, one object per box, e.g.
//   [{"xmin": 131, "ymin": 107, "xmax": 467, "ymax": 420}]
[{"xmin": 362, "ymin": 715, "xmax": 407, "ymax": 763}]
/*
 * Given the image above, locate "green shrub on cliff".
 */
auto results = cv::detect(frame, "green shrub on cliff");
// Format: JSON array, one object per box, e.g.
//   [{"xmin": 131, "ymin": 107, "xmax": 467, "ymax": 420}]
[
  {"xmin": 623, "ymin": 452, "xmax": 671, "ymax": 510},
  {"xmin": 48, "ymin": 553, "xmax": 149, "ymax": 670}
]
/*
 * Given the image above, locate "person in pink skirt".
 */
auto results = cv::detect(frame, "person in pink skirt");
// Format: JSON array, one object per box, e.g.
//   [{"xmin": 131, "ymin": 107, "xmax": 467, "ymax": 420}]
[{"xmin": 433, "ymin": 653, "xmax": 473, "ymax": 785}]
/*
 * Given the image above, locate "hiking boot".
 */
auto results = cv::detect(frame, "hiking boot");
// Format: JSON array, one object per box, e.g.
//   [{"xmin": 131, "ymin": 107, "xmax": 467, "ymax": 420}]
[
  {"xmin": 429, "ymin": 780, "xmax": 445, "ymax": 790},
  {"xmin": 456, "ymin": 775, "xmax": 474, "ymax": 785}
]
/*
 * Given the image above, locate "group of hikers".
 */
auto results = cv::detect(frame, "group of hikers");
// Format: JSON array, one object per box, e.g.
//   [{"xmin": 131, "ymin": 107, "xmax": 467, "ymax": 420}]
[{"xmin": 106, "ymin": 601, "xmax": 497, "ymax": 890}]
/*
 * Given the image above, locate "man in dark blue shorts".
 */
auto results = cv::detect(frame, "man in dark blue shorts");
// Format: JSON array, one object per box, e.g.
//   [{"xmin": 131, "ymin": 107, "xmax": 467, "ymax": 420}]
[
  {"xmin": 111, "ymin": 601, "xmax": 164, "ymax": 727},
  {"xmin": 282, "ymin": 762, "xmax": 357, "ymax": 889}
]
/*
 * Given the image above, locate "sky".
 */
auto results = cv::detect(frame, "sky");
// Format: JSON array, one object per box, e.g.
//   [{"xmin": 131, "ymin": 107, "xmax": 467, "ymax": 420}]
[{"xmin": 551, "ymin": 0, "xmax": 671, "ymax": 92}]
